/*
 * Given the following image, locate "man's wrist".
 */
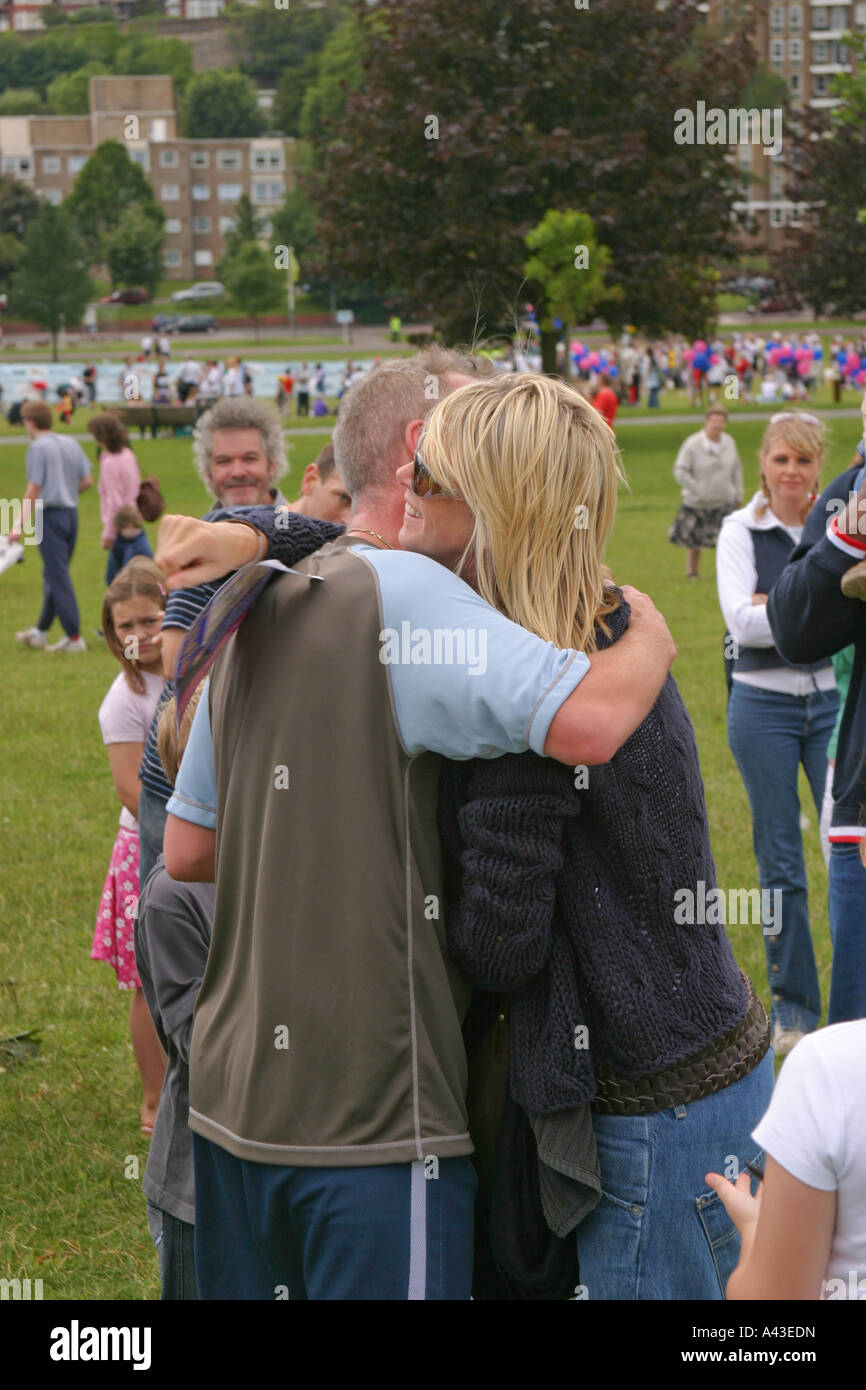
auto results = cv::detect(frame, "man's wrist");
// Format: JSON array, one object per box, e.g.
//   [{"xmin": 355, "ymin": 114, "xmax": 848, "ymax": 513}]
[{"xmin": 225, "ymin": 518, "xmax": 266, "ymax": 564}]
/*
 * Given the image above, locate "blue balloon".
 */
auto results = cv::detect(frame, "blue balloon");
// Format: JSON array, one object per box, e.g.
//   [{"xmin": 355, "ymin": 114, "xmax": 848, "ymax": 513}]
[
  {"xmin": 608, "ymin": 365, "xmax": 619, "ymax": 377},
  {"xmin": 693, "ymin": 352, "xmax": 710, "ymax": 372},
  {"xmin": 765, "ymin": 341, "xmax": 776, "ymax": 352},
  {"xmin": 813, "ymin": 347, "xmax": 823, "ymax": 359},
  {"xmin": 553, "ymin": 317, "xmax": 563, "ymax": 330},
  {"xmin": 837, "ymin": 351, "xmax": 848, "ymax": 365}
]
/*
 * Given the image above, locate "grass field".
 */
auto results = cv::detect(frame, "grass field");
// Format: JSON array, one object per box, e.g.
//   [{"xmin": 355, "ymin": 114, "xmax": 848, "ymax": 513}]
[{"xmin": 0, "ymin": 417, "xmax": 855, "ymax": 1299}]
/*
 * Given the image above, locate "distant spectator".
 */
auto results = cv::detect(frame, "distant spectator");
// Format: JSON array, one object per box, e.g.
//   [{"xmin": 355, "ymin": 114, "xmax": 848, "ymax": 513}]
[
  {"xmin": 592, "ymin": 373, "xmax": 619, "ymax": 428},
  {"xmin": 152, "ymin": 360, "xmax": 172, "ymax": 406},
  {"xmin": 141, "ymin": 334, "xmax": 154, "ymax": 359},
  {"xmin": 176, "ymin": 354, "xmax": 202, "ymax": 404},
  {"xmin": 223, "ymin": 356, "xmax": 245, "ymax": 398},
  {"xmin": 105, "ymin": 504, "xmax": 153, "ymax": 586},
  {"xmin": 389, "ymin": 313, "xmax": 402, "ymax": 342},
  {"xmin": 90, "ymin": 411, "xmax": 141, "ymax": 551},
  {"xmin": 669, "ymin": 408, "xmax": 743, "ymax": 579},
  {"xmin": 296, "ymin": 362, "xmax": 311, "ymax": 417},
  {"xmin": 82, "ymin": 364, "xmax": 97, "ymax": 405}
]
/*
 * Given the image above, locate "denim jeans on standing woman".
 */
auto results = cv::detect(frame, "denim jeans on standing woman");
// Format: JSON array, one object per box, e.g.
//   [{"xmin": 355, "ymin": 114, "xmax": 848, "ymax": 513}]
[
  {"xmin": 576, "ymin": 1048, "xmax": 774, "ymax": 1299},
  {"xmin": 727, "ymin": 680, "xmax": 838, "ymax": 1034},
  {"xmin": 828, "ymin": 843, "xmax": 866, "ymax": 1023}
]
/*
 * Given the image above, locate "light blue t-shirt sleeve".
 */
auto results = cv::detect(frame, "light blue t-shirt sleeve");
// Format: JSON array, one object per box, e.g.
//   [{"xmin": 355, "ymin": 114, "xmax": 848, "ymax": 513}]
[
  {"xmin": 355, "ymin": 547, "xmax": 590, "ymax": 759},
  {"xmin": 166, "ymin": 679, "xmax": 217, "ymax": 829}
]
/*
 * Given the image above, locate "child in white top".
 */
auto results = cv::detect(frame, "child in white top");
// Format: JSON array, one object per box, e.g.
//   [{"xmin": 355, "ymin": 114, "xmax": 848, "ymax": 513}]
[
  {"xmin": 91, "ymin": 557, "xmax": 167, "ymax": 1134},
  {"xmin": 707, "ymin": 1020, "xmax": 866, "ymax": 1299}
]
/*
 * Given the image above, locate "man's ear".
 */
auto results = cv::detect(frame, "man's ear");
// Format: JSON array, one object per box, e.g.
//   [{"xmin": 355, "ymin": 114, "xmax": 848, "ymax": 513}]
[
  {"xmin": 404, "ymin": 417, "xmax": 424, "ymax": 459},
  {"xmin": 301, "ymin": 463, "xmax": 319, "ymax": 496}
]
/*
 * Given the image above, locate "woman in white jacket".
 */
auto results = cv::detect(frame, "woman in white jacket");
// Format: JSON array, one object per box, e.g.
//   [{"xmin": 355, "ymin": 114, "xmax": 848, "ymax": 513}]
[{"xmin": 716, "ymin": 412, "xmax": 838, "ymax": 1057}]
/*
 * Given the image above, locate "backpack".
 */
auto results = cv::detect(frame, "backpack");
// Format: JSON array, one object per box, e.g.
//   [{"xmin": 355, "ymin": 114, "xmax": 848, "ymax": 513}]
[{"xmin": 137, "ymin": 476, "xmax": 165, "ymax": 523}]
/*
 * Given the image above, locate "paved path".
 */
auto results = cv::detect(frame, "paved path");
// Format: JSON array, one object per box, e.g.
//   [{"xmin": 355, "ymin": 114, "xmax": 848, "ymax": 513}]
[{"xmin": 0, "ymin": 407, "xmax": 862, "ymax": 447}]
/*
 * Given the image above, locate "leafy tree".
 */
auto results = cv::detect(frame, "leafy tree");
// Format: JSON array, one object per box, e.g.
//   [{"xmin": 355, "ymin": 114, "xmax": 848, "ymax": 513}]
[
  {"xmin": 524, "ymin": 211, "xmax": 622, "ymax": 372},
  {"xmin": 309, "ymin": 0, "xmax": 756, "ymax": 343},
  {"xmin": 232, "ymin": 0, "xmax": 345, "ymax": 91},
  {"xmin": 298, "ymin": 12, "xmax": 363, "ymax": 139},
  {"xmin": 0, "ymin": 88, "xmax": 44, "ymax": 115},
  {"xmin": 105, "ymin": 204, "xmax": 165, "ymax": 297},
  {"xmin": 181, "ymin": 69, "xmax": 266, "ymax": 139},
  {"xmin": 0, "ymin": 176, "xmax": 40, "ymax": 287},
  {"xmin": 272, "ymin": 186, "xmax": 318, "ymax": 261},
  {"xmin": 41, "ymin": 5, "xmax": 70, "ymax": 27},
  {"xmin": 224, "ymin": 192, "xmax": 264, "ymax": 256},
  {"xmin": 47, "ymin": 62, "xmax": 109, "ymax": 115},
  {"xmin": 114, "ymin": 36, "xmax": 193, "ymax": 95},
  {"xmin": 218, "ymin": 241, "xmax": 283, "ymax": 336},
  {"xmin": 65, "ymin": 140, "xmax": 164, "ymax": 265},
  {"xmin": 0, "ymin": 174, "xmax": 39, "ymax": 240},
  {"xmin": 69, "ymin": 7, "xmax": 112, "ymax": 22},
  {"xmin": 9, "ymin": 202, "xmax": 93, "ymax": 359}
]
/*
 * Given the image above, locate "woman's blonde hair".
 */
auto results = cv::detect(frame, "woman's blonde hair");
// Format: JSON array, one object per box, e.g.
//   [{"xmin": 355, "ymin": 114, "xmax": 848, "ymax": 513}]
[
  {"xmin": 420, "ymin": 373, "xmax": 625, "ymax": 654},
  {"xmin": 156, "ymin": 685, "xmax": 203, "ymax": 787},
  {"xmin": 102, "ymin": 556, "xmax": 167, "ymax": 694},
  {"xmin": 756, "ymin": 413, "xmax": 826, "ymax": 523}
]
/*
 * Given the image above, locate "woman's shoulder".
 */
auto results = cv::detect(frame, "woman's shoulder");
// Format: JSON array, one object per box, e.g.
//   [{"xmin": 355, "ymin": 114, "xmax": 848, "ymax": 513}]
[{"xmin": 99, "ymin": 669, "xmax": 163, "ymax": 726}]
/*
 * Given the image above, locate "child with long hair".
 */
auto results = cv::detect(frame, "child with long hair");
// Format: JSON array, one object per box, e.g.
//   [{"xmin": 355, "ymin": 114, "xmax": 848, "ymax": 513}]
[{"xmin": 91, "ymin": 557, "xmax": 168, "ymax": 1133}]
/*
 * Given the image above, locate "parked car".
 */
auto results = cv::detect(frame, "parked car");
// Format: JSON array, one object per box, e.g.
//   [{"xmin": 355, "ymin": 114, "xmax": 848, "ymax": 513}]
[
  {"xmin": 99, "ymin": 288, "xmax": 149, "ymax": 306},
  {"xmin": 758, "ymin": 295, "xmax": 800, "ymax": 313},
  {"xmin": 151, "ymin": 314, "xmax": 181, "ymax": 333},
  {"xmin": 176, "ymin": 315, "xmax": 217, "ymax": 333},
  {"xmin": 170, "ymin": 282, "xmax": 225, "ymax": 303}
]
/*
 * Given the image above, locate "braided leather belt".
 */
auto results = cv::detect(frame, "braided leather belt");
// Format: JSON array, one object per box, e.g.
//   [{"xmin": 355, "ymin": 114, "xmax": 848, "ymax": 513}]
[{"xmin": 591, "ymin": 974, "xmax": 770, "ymax": 1116}]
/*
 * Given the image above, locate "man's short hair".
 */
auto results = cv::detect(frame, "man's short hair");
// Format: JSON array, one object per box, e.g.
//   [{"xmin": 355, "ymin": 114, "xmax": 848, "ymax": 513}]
[
  {"xmin": 332, "ymin": 347, "xmax": 493, "ymax": 501},
  {"xmin": 21, "ymin": 401, "xmax": 52, "ymax": 430},
  {"xmin": 193, "ymin": 397, "xmax": 288, "ymax": 496},
  {"xmin": 314, "ymin": 441, "xmax": 336, "ymax": 482},
  {"xmin": 706, "ymin": 407, "xmax": 727, "ymax": 421}
]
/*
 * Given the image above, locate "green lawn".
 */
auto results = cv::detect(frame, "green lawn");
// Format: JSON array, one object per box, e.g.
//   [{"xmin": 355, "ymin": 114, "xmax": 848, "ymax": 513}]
[{"xmin": 0, "ymin": 418, "xmax": 853, "ymax": 1299}]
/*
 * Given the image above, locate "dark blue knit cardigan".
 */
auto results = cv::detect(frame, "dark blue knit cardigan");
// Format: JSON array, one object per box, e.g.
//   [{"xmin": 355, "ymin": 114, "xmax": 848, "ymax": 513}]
[{"xmin": 437, "ymin": 596, "xmax": 748, "ymax": 1116}]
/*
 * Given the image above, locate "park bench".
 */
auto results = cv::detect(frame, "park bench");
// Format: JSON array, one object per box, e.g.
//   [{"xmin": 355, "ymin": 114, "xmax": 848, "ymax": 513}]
[{"xmin": 116, "ymin": 403, "xmax": 198, "ymax": 439}]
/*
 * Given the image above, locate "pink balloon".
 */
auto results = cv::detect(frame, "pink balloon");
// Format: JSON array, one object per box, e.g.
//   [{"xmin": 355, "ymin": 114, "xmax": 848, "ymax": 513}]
[
  {"xmin": 857, "ymin": 370, "xmax": 866, "ymax": 386},
  {"xmin": 768, "ymin": 347, "xmax": 782, "ymax": 365},
  {"xmin": 571, "ymin": 340, "xmax": 585, "ymax": 355},
  {"xmin": 794, "ymin": 346, "xmax": 812, "ymax": 361},
  {"xmin": 846, "ymin": 352, "xmax": 860, "ymax": 373},
  {"xmin": 693, "ymin": 340, "xmax": 707, "ymax": 352},
  {"xmin": 585, "ymin": 352, "xmax": 600, "ymax": 368},
  {"xmin": 797, "ymin": 360, "xmax": 811, "ymax": 377},
  {"xmin": 682, "ymin": 347, "xmax": 694, "ymax": 362},
  {"xmin": 709, "ymin": 353, "xmax": 720, "ymax": 365}
]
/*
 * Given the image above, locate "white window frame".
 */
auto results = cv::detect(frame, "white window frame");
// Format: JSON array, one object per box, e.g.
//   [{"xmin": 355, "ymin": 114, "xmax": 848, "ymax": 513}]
[
  {"xmin": 216, "ymin": 150, "xmax": 242, "ymax": 171},
  {"xmin": 165, "ymin": 218, "xmax": 182, "ymax": 235},
  {"xmin": 770, "ymin": 206, "xmax": 786, "ymax": 227},
  {"xmin": 160, "ymin": 184, "xmax": 180, "ymax": 202},
  {"xmin": 769, "ymin": 38, "xmax": 785, "ymax": 63},
  {"xmin": 217, "ymin": 182, "xmax": 243, "ymax": 202},
  {"xmin": 191, "ymin": 184, "xmax": 210, "ymax": 201},
  {"xmin": 42, "ymin": 155, "xmax": 60, "ymax": 174},
  {"xmin": 194, "ymin": 249, "xmax": 213, "ymax": 266},
  {"xmin": 770, "ymin": 4, "xmax": 784, "ymax": 31},
  {"xmin": 159, "ymin": 149, "xmax": 179, "ymax": 168},
  {"xmin": 788, "ymin": 37, "xmax": 802, "ymax": 62},
  {"xmin": 67, "ymin": 156, "xmax": 87, "ymax": 175},
  {"xmin": 193, "ymin": 216, "xmax": 211, "ymax": 233},
  {"xmin": 190, "ymin": 151, "xmax": 210, "ymax": 169},
  {"xmin": 788, "ymin": 2, "xmax": 802, "ymax": 29},
  {"xmin": 163, "ymin": 249, "xmax": 182, "ymax": 266}
]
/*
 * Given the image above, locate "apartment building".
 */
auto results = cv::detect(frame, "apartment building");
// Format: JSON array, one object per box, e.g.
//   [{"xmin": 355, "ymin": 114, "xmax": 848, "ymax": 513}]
[
  {"xmin": 709, "ymin": 1, "xmax": 865, "ymax": 254},
  {"xmin": 0, "ymin": 75, "xmax": 295, "ymax": 279}
]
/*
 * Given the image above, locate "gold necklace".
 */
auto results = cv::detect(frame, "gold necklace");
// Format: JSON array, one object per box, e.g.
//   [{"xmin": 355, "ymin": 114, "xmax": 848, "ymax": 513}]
[{"xmin": 346, "ymin": 528, "xmax": 393, "ymax": 549}]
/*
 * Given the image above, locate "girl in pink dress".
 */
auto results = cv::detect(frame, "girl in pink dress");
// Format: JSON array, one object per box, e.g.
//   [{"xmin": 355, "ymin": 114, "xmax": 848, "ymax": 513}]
[{"xmin": 92, "ymin": 557, "xmax": 167, "ymax": 1133}]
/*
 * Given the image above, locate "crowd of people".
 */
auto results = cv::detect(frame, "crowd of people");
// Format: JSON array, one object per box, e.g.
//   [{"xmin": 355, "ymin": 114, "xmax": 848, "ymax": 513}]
[{"xmin": 6, "ymin": 352, "xmax": 866, "ymax": 1302}]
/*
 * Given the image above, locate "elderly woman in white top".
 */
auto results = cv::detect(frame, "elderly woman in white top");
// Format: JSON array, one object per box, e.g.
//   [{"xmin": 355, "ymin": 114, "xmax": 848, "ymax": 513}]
[
  {"xmin": 716, "ymin": 412, "xmax": 838, "ymax": 1057},
  {"xmin": 669, "ymin": 407, "xmax": 743, "ymax": 578}
]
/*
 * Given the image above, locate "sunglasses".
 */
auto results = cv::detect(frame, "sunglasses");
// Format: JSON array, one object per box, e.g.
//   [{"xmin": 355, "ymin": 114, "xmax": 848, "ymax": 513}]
[
  {"xmin": 769, "ymin": 412, "xmax": 821, "ymax": 426},
  {"xmin": 411, "ymin": 449, "xmax": 460, "ymax": 499}
]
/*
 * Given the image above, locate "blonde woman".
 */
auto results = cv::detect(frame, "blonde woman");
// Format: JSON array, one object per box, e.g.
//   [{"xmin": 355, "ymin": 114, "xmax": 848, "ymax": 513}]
[
  {"xmin": 401, "ymin": 374, "xmax": 772, "ymax": 1301},
  {"xmin": 717, "ymin": 413, "xmax": 838, "ymax": 1058}
]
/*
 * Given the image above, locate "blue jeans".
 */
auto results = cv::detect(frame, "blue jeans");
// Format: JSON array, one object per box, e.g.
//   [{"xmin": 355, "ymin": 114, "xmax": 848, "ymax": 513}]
[
  {"xmin": 192, "ymin": 1135, "xmax": 476, "ymax": 1300},
  {"xmin": 828, "ymin": 843, "xmax": 866, "ymax": 1022},
  {"xmin": 137, "ymin": 785, "xmax": 168, "ymax": 890},
  {"xmin": 727, "ymin": 681, "xmax": 837, "ymax": 1032},
  {"xmin": 37, "ymin": 507, "xmax": 80, "ymax": 637},
  {"xmin": 146, "ymin": 1199, "xmax": 199, "ymax": 1300},
  {"xmin": 576, "ymin": 1048, "xmax": 774, "ymax": 1299}
]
